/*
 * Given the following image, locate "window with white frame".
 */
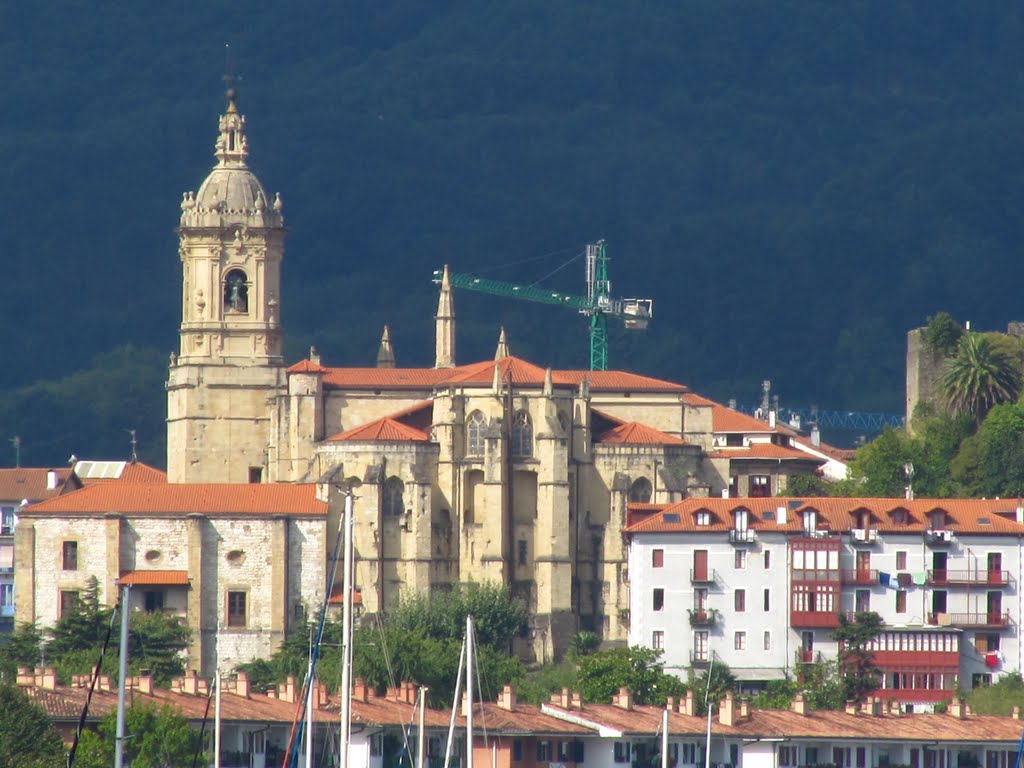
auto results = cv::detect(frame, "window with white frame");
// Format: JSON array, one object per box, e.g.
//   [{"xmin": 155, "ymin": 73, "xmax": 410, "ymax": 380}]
[
  {"xmin": 0, "ymin": 507, "xmax": 13, "ymax": 536},
  {"xmin": 734, "ymin": 631, "xmax": 746, "ymax": 650},
  {"xmin": 652, "ymin": 630, "xmax": 664, "ymax": 650},
  {"xmin": 467, "ymin": 411, "xmax": 486, "ymax": 455},
  {"xmin": 735, "ymin": 549, "xmax": 747, "ymax": 569}
]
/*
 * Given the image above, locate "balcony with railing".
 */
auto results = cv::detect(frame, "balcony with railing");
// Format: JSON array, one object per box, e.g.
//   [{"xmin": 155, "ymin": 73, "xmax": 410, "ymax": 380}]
[
  {"xmin": 795, "ymin": 648, "xmax": 817, "ymax": 664},
  {"xmin": 728, "ymin": 529, "xmax": 756, "ymax": 545},
  {"xmin": 790, "ymin": 610, "xmax": 840, "ymax": 629},
  {"xmin": 690, "ymin": 569, "xmax": 718, "ymax": 585},
  {"xmin": 924, "ymin": 529, "xmax": 956, "ymax": 545},
  {"xmin": 688, "ymin": 608, "xmax": 719, "ymax": 627},
  {"xmin": 926, "ymin": 611, "xmax": 1011, "ymax": 629},
  {"xmin": 841, "ymin": 569, "xmax": 879, "ymax": 586},
  {"xmin": 850, "ymin": 528, "xmax": 879, "ymax": 544},
  {"xmin": 926, "ymin": 570, "xmax": 1011, "ymax": 587},
  {"xmin": 690, "ymin": 651, "xmax": 711, "ymax": 667}
]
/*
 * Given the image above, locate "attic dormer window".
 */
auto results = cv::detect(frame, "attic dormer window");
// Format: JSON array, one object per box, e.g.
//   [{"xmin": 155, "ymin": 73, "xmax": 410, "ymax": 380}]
[
  {"xmin": 929, "ymin": 511, "xmax": 945, "ymax": 530},
  {"xmin": 802, "ymin": 510, "xmax": 816, "ymax": 533},
  {"xmin": 735, "ymin": 509, "xmax": 749, "ymax": 532},
  {"xmin": 696, "ymin": 511, "xmax": 711, "ymax": 526},
  {"xmin": 892, "ymin": 509, "xmax": 908, "ymax": 526}
]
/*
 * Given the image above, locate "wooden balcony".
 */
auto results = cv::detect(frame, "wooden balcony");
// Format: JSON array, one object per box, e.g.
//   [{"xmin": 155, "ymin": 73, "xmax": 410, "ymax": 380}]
[
  {"xmin": 927, "ymin": 570, "xmax": 1011, "ymax": 587},
  {"xmin": 791, "ymin": 610, "xmax": 840, "ymax": 629},
  {"xmin": 690, "ymin": 569, "xmax": 717, "ymax": 585},
  {"xmin": 841, "ymin": 569, "xmax": 879, "ymax": 586},
  {"xmin": 926, "ymin": 611, "xmax": 1011, "ymax": 629},
  {"xmin": 688, "ymin": 609, "xmax": 719, "ymax": 627}
]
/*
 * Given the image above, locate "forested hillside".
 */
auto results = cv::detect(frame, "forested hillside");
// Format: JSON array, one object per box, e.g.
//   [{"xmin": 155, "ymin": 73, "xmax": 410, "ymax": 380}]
[{"xmin": 2, "ymin": 2, "xmax": 1023, "ymax": 467}]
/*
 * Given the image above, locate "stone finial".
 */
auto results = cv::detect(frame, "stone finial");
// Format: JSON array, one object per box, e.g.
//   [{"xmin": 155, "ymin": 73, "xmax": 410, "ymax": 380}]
[
  {"xmin": 273, "ymin": 192, "xmax": 283, "ymax": 212},
  {"xmin": 578, "ymin": 376, "xmax": 590, "ymax": 400},
  {"xmin": 495, "ymin": 327, "xmax": 510, "ymax": 360},
  {"xmin": 492, "ymin": 362, "xmax": 502, "ymax": 395},
  {"xmin": 214, "ymin": 89, "xmax": 250, "ymax": 168},
  {"xmin": 435, "ymin": 264, "xmax": 456, "ymax": 368},
  {"xmin": 310, "ymin": 346, "xmax": 321, "ymax": 366},
  {"xmin": 543, "ymin": 367, "xmax": 553, "ymax": 396},
  {"xmin": 377, "ymin": 326, "xmax": 396, "ymax": 368}
]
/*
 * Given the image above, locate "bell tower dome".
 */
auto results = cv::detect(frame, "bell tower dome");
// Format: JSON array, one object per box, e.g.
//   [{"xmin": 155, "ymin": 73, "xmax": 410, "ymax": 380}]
[{"xmin": 166, "ymin": 86, "xmax": 286, "ymax": 483}]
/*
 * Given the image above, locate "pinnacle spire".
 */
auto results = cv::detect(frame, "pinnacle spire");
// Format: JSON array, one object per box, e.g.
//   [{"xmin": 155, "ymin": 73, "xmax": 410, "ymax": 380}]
[
  {"xmin": 435, "ymin": 265, "xmax": 455, "ymax": 368},
  {"xmin": 494, "ymin": 327, "xmax": 510, "ymax": 360},
  {"xmin": 214, "ymin": 83, "xmax": 249, "ymax": 169},
  {"xmin": 377, "ymin": 326, "xmax": 396, "ymax": 368}
]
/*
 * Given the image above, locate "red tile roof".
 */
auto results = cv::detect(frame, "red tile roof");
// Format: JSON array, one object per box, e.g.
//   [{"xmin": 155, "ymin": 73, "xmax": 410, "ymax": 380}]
[
  {"xmin": 597, "ymin": 422, "xmax": 686, "ymax": 445},
  {"xmin": 22, "ymin": 483, "xmax": 327, "ymax": 517},
  {"xmin": 707, "ymin": 442, "xmax": 824, "ymax": 462},
  {"xmin": 294, "ymin": 356, "xmax": 687, "ymax": 393},
  {"xmin": 76, "ymin": 461, "xmax": 167, "ymax": 485},
  {"xmin": 0, "ymin": 468, "xmax": 79, "ymax": 503},
  {"xmin": 625, "ymin": 497, "xmax": 1024, "ymax": 536},
  {"xmin": 118, "ymin": 570, "xmax": 190, "ymax": 586},
  {"xmin": 327, "ymin": 585, "xmax": 363, "ymax": 605},
  {"xmin": 327, "ymin": 418, "xmax": 430, "ymax": 442}
]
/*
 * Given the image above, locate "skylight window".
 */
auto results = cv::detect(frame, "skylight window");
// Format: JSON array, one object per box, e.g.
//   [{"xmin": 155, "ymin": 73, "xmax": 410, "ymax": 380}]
[
  {"xmin": 663, "ymin": 513, "xmax": 680, "ymax": 523},
  {"xmin": 978, "ymin": 518, "xmax": 991, "ymax": 525}
]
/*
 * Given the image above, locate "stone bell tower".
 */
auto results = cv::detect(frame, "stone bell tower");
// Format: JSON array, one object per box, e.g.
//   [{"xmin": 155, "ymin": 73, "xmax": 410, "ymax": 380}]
[{"xmin": 166, "ymin": 86, "xmax": 286, "ymax": 483}]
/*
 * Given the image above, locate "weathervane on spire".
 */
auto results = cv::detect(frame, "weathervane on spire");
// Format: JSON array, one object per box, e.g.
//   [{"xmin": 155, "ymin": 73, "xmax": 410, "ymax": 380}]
[{"xmin": 222, "ymin": 43, "xmax": 241, "ymax": 107}]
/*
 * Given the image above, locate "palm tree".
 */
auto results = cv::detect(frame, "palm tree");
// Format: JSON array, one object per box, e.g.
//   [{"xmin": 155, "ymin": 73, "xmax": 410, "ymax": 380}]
[{"xmin": 943, "ymin": 333, "xmax": 1023, "ymax": 422}]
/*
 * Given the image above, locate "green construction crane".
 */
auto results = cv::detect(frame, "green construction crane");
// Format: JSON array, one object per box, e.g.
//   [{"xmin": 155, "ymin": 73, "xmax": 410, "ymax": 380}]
[{"xmin": 433, "ymin": 240, "xmax": 653, "ymax": 370}]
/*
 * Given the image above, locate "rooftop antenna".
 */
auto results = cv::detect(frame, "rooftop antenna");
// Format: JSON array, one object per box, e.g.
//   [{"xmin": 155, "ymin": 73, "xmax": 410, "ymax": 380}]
[
  {"xmin": 9, "ymin": 436, "xmax": 20, "ymax": 468},
  {"xmin": 126, "ymin": 430, "xmax": 138, "ymax": 464}
]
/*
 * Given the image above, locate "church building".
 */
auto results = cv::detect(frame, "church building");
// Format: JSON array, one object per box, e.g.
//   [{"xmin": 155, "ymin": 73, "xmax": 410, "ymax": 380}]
[{"xmin": 18, "ymin": 89, "xmax": 829, "ymax": 671}]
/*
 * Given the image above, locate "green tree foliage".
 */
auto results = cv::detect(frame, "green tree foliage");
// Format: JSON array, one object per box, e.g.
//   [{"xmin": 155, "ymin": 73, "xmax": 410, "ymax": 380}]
[
  {"xmin": 0, "ymin": 683, "xmax": 65, "ymax": 768},
  {"xmin": 797, "ymin": 659, "xmax": 849, "ymax": 711},
  {"xmin": 5, "ymin": 580, "xmax": 188, "ymax": 687},
  {"xmin": 965, "ymin": 672, "xmax": 1024, "ymax": 715},
  {"xmin": 782, "ymin": 473, "xmax": 834, "ymax": 498},
  {"xmin": 924, "ymin": 312, "xmax": 963, "ymax": 357},
  {"xmin": 73, "ymin": 700, "xmax": 204, "ymax": 768},
  {"xmin": 575, "ymin": 646, "xmax": 687, "ymax": 706},
  {"xmin": 833, "ymin": 611, "xmax": 883, "ymax": 703},
  {"xmin": 688, "ymin": 662, "xmax": 736, "ymax": 715},
  {"xmin": 751, "ymin": 677, "xmax": 799, "ymax": 710},
  {"xmin": 943, "ymin": 333, "xmax": 1022, "ymax": 423}
]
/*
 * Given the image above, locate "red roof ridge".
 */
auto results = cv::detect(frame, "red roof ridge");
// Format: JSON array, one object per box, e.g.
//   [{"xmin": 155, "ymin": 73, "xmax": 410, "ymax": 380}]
[
  {"xmin": 597, "ymin": 421, "xmax": 686, "ymax": 445},
  {"xmin": 326, "ymin": 417, "xmax": 430, "ymax": 443},
  {"xmin": 287, "ymin": 359, "xmax": 329, "ymax": 374}
]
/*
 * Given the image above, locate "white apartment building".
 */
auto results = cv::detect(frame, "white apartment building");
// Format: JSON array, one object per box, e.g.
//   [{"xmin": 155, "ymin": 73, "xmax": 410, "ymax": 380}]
[{"xmin": 627, "ymin": 497, "xmax": 1024, "ymax": 703}]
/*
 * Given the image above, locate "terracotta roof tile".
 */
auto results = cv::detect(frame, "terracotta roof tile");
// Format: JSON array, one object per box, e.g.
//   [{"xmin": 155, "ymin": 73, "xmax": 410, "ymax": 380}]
[
  {"xmin": 75, "ymin": 460, "xmax": 167, "ymax": 484},
  {"xmin": 707, "ymin": 442, "xmax": 824, "ymax": 462},
  {"xmin": 597, "ymin": 422, "xmax": 686, "ymax": 445},
  {"xmin": 119, "ymin": 570, "xmax": 190, "ymax": 586},
  {"xmin": 326, "ymin": 418, "xmax": 430, "ymax": 442},
  {"xmin": 22, "ymin": 483, "xmax": 327, "ymax": 517},
  {"xmin": 0, "ymin": 468, "xmax": 79, "ymax": 504},
  {"xmin": 300, "ymin": 356, "xmax": 687, "ymax": 393},
  {"xmin": 625, "ymin": 497, "xmax": 1024, "ymax": 536},
  {"xmin": 327, "ymin": 585, "xmax": 363, "ymax": 605}
]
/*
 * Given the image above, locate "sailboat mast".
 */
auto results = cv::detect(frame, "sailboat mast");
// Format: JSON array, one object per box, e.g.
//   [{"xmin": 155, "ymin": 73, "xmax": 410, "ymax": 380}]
[
  {"xmin": 215, "ymin": 671, "xmax": 222, "ymax": 768},
  {"xmin": 466, "ymin": 615, "xmax": 474, "ymax": 768},
  {"xmin": 114, "ymin": 584, "xmax": 130, "ymax": 768},
  {"xmin": 661, "ymin": 706, "xmax": 669, "ymax": 768},
  {"xmin": 417, "ymin": 686, "xmax": 427, "ymax": 768},
  {"xmin": 339, "ymin": 491, "xmax": 356, "ymax": 768}
]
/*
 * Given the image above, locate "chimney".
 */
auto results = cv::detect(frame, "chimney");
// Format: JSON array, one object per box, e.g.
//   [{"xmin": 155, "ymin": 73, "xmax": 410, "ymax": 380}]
[
  {"xmin": 665, "ymin": 697, "xmax": 675, "ymax": 712},
  {"xmin": 792, "ymin": 692, "xmax": 807, "ymax": 716},
  {"xmin": 136, "ymin": 673, "xmax": 153, "ymax": 695},
  {"xmin": 870, "ymin": 698, "xmax": 883, "ymax": 716},
  {"xmin": 310, "ymin": 346, "xmax": 321, "ymax": 366},
  {"xmin": 182, "ymin": 670, "xmax": 198, "ymax": 695},
  {"xmin": 98, "ymin": 675, "xmax": 112, "ymax": 692},
  {"xmin": 1013, "ymin": 706, "xmax": 1021, "ymax": 720},
  {"xmin": 769, "ymin": 411, "xmax": 777, "ymax": 429},
  {"xmin": 498, "ymin": 685, "xmax": 517, "ymax": 712},
  {"xmin": 965, "ymin": 704, "xmax": 974, "ymax": 717},
  {"xmin": 353, "ymin": 677, "xmax": 369, "ymax": 703},
  {"xmin": 560, "ymin": 688, "xmax": 571, "ymax": 708},
  {"xmin": 197, "ymin": 679, "xmax": 209, "ymax": 696},
  {"xmin": 776, "ymin": 505, "xmax": 787, "ymax": 525},
  {"xmin": 680, "ymin": 689, "xmax": 695, "ymax": 716},
  {"xmin": 570, "ymin": 691, "xmax": 582, "ymax": 709},
  {"xmin": 171, "ymin": 679, "xmax": 183, "ymax": 693},
  {"xmin": 719, "ymin": 692, "xmax": 736, "ymax": 726},
  {"xmin": 614, "ymin": 687, "xmax": 633, "ymax": 711},
  {"xmin": 739, "ymin": 696, "xmax": 750, "ymax": 720},
  {"xmin": 315, "ymin": 682, "xmax": 329, "ymax": 709},
  {"xmin": 265, "ymin": 687, "xmax": 277, "ymax": 699},
  {"xmin": 235, "ymin": 671, "xmax": 250, "ymax": 698},
  {"xmin": 16, "ymin": 667, "xmax": 33, "ymax": 687},
  {"xmin": 279, "ymin": 676, "xmax": 296, "ymax": 704},
  {"xmin": 47, "ymin": 470, "xmax": 58, "ymax": 490},
  {"xmin": 1017, "ymin": 504, "xmax": 1024, "ymax": 525},
  {"xmin": 888, "ymin": 700, "xmax": 901, "ymax": 716},
  {"xmin": 811, "ymin": 425, "xmax": 821, "ymax": 447},
  {"xmin": 462, "ymin": 691, "xmax": 471, "ymax": 717},
  {"xmin": 845, "ymin": 700, "xmax": 858, "ymax": 716}
]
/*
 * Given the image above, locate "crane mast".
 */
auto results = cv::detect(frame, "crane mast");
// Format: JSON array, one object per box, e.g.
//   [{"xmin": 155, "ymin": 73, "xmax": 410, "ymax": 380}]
[{"xmin": 433, "ymin": 240, "xmax": 652, "ymax": 370}]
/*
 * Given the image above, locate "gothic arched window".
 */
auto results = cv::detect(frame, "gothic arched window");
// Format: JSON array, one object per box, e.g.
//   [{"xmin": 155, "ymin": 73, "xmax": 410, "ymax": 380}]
[
  {"xmin": 467, "ymin": 411, "xmax": 486, "ymax": 456},
  {"xmin": 383, "ymin": 476, "xmax": 405, "ymax": 517},
  {"xmin": 224, "ymin": 269, "xmax": 248, "ymax": 313},
  {"xmin": 629, "ymin": 477, "xmax": 653, "ymax": 503},
  {"xmin": 511, "ymin": 410, "xmax": 532, "ymax": 457}
]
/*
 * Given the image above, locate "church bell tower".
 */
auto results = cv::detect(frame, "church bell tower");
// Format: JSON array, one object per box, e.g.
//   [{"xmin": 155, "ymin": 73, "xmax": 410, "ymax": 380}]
[{"xmin": 166, "ymin": 86, "xmax": 286, "ymax": 483}]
